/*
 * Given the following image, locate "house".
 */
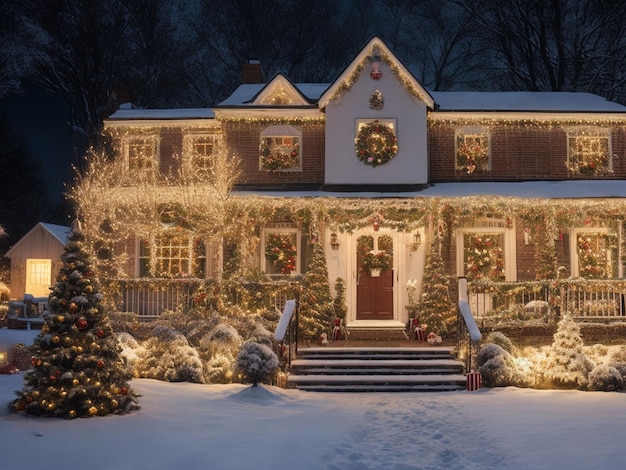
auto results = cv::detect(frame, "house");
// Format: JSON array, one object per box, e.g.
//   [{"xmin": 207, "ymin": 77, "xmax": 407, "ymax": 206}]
[
  {"xmin": 4, "ymin": 223, "xmax": 70, "ymax": 299},
  {"xmin": 87, "ymin": 37, "xmax": 626, "ymax": 333}
]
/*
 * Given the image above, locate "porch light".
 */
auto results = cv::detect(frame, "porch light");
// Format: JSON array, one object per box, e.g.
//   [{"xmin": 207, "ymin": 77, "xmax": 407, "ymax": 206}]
[
  {"xmin": 411, "ymin": 232, "xmax": 421, "ymax": 251},
  {"xmin": 330, "ymin": 232, "xmax": 340, "ymax": 251}
]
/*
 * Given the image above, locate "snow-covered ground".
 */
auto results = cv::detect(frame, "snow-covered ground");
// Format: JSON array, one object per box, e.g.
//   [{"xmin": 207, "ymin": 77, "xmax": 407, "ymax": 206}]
[{"xmin": 2, "ymin": 370, "xmax": 626, "ymax": 470}]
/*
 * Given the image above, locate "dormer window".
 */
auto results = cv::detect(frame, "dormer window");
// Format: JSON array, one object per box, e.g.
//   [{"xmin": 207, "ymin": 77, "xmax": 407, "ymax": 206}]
[
  {"xmin": 126, "ymin": 135, "xmax": 159, "ymax": 171},
  {"xmin": 259, "ymin": 125, "xmax": 302, "ymax": 172},
  {"xmin": 566, "ymin": 128, "xmax": 613, "ymax": 176},
  {"xmin": 455, "ymin": 128, "xmax": 490, "ymax": 174}
]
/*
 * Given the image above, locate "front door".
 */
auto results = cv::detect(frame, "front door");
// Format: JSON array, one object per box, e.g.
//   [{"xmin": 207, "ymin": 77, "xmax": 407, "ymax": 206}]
[{"xmin": 356, "ymin": 234, "xmax": 394, "ymax": 320}]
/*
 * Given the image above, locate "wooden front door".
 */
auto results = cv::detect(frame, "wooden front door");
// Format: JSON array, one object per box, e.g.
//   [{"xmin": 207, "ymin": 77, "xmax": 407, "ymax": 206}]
[{"xmin": 356, "ymin": 234, "xmax": 394, "ymax": 320}]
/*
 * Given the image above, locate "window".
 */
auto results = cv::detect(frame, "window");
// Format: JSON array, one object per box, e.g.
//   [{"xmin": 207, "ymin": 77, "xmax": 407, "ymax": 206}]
[
  {"xmin": 567, "ymin": 128, "xmax": 612, "ymax": 175},
  {"xmin": 457, "ymin": 219, "xmax": 516, "ymax": 282},
  {"xmin": 138, "ymin": 232, "xmax": 207, "ymax": 278},
  {"xmin": 25, "ymin": 259, "xmax": 51, "ymax": 297},
  {"xmin": 259, "ymin": 125, "xmax": 301, "ymax": 171},
  {"xmin": 126, "ymin": 135, "xmax": 159, "ymax": 171},
  {"xmin": 570, "ymin": 228, "xmax": 617, "ymax": 279},
  {"xmin": 455, "ymin": 128, "xmax": 490, "ymax": 174},
  {"xmin": 183, "ymin": 134, "xmax": 219, "ymax": 179},
  {"xmin": 263, "ymin": 228, "xmax": 300, "ymax": 275}
]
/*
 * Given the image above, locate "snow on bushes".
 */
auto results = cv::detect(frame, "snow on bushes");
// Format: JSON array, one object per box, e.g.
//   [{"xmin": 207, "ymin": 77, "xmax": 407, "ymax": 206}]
[
  {"xmin": 476, "ymin": 343, "xmax": 524, "ymax": 387},
  {"xmin": 236, "ymin": 341, "xmax": 279, "ymax": 387},
  {"xmin": 135, "ymin": 327, "xmax": 205, "ymax": 383},
  {"xmin": 587, "ymin": 364, "xmax": 624, "ymax": 392},
  {"xmin": 484, "ymin": 331, "xmax": 517, "ymax": 355}
]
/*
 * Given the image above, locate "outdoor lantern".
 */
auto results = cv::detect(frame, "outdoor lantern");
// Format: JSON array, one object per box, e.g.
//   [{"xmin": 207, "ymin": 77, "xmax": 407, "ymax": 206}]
[
  {"xmin": 330, "ymin": 232, "xmax": 339, "ymax": 251},
  {"xmin": 411, "ymin": 232, "xmax": 421, "ymax": 251}
]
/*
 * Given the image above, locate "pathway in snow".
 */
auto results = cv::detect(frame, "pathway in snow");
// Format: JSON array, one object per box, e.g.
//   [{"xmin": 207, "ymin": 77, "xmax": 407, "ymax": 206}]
[{"xmin": 323, "ymin": 394, "xmax": 508, "ymax": 470}]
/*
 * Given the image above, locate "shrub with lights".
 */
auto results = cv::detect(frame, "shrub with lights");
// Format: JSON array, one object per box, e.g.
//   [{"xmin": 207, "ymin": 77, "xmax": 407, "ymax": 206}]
[{"xmin": 11, "ymin": 221, "xmax": 138, "ymax": 418}]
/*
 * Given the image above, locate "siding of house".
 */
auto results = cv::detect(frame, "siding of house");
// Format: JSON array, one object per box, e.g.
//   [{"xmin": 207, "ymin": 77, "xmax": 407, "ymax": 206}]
[{"xmin": 5, "ymin": 225, "xmax": 65, "ymax": 299}]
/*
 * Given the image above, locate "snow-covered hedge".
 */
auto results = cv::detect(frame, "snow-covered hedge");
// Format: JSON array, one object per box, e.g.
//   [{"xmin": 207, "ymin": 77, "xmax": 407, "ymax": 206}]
[{"xmin": 587, "ymin": 365, "xmax": 624, "ymax": 392}]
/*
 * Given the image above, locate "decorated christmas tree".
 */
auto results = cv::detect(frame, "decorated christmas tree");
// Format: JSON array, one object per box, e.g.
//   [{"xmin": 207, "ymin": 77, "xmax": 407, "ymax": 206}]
[
  {"xmin": 12, "ymin": 220, "xmax": 138, "ymax": 418},
  {"xmin": 416, "ymin": 240, "xmax": 454, "ymax": 335},
  {"xmin": 298, "ymin": 240, "xmax": 334, "ymax": 339}
]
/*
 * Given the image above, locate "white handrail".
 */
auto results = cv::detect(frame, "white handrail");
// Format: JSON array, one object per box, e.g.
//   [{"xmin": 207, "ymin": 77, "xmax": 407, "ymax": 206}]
[{"xmin": 274, "ymin": 299, "xmax": 296, "ymax": 341}]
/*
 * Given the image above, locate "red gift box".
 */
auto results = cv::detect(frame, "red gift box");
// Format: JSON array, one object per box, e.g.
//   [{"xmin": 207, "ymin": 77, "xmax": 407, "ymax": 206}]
[{"xmin": 467, "ymin": 371, "xmax": 482, "ymax": 391}]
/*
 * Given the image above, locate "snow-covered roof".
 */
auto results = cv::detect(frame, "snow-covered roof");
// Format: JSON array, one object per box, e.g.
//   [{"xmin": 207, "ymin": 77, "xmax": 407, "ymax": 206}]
[
  {"xmin": 107, "ymin": 107, "xmax": 215, "ymax": 120},
  {"xmin": 430, "ymin": 91, "xmax": 626, "ymax": 113},
  {"xmin": 218, "ymin": 83, "xmax": 329, "ymax": 107},
  {"xmin": 40, "ymin": 223, "xmax": 71, "ymax": 245},
  {"xmin": 232, "ymin": 180, "xmax": 626, "ymax": 199},
  {"xmin": 4, "ymin": 223, "xmax": 70, "ymax": 259}
]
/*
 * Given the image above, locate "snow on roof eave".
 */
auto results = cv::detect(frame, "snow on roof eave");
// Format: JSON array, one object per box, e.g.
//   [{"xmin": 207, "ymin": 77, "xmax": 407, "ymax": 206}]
[
  {"xmin": 231, "ymin": 180, "xmax": 626, "ymax": 200},
  {"xmin": 319, "ymin": 37, "xmax": 435, "ymax": 110},
  {"xmin": 106, "ymin": 108, "xmax": 216, "ymax": 121},
  {"xmin": 429, "ymin": 110, "xmax": 626, "ymax": 120},
  {"xmin": 213, "ymin": 108, "xmax": 324, "ymax": 120}
]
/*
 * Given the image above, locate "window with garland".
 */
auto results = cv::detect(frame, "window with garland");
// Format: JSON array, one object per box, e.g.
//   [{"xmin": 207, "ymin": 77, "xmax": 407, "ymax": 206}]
[
  {"xmin": 455, "ymin": 128, "xmax": 490, "ymax": 174},
  {"xmin": 263, "ymin": 230, "xmax": 300, "ymax": 275},
  {"xmin": 572, "ymin": 229, "xmax": 618, "ymax": 279},
  {"xmin": 566, "ymin": 128, "xmax": 613, "ymax": 175},
  {"xmin": 183, "ymin": 134, "xmax": 219, "ymax": 179},
  {"xmin": 462, "ymin": 232, "xmax": 505, "ymax": 281},
  {"xmin": 138, "ymin": 231, "xmax": 207, "ymax": 278},
  {"xmin": 126, "ymin": 135, "xmax": 159, "ymax": 171},
  {"xmin": 259, "ymin": 125, "xmax": 301, "ymax": 172}
]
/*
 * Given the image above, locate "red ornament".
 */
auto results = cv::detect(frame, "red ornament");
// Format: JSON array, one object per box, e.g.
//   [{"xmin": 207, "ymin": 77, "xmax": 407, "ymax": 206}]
[
  {"xmin": 76, "ymin": 317, "xmax": 88, "ymax": 330},
  {"xmin": 97, "ymin": 360, "xmax": 105, "ymax": 369},
  {"xmin": 96, "ymin": 329, "xmax": 105, "ymax": 338},
  {"xmin": 120, "ymin": 386, "xmax": 128, "ymax": 395},
  {"xmin": 370, "ymin": 62, "xmax": 382, "ymax": 80}
]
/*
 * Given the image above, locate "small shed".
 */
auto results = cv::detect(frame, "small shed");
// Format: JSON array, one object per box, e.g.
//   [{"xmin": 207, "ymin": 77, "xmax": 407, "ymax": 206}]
[{"xmin": 4, "ymin": 223, "xmax": 70, "ymax": 299}]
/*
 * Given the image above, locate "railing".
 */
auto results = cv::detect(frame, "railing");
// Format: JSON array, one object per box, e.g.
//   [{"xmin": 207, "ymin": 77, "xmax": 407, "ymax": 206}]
[
  {"xmin": 467, "ymin": 279, "xmax": 626, "ymax": 325},
  {"xmin": 106, "ymin": 278, "xmax": 302, "ymax": 318},
  {"xmin": 457, "ymin": 277, "xmax": 482, "ymax": 372},
  {"xmin": 106, "ymin": 278, "xmax": 202, "ymax": 319}
]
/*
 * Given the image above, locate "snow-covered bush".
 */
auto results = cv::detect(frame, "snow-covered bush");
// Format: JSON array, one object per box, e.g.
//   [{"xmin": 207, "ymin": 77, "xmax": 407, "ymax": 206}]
[
  {"xmin": 135, "ymin": 328, "xmax": 204, "ymax": 383},
  {"xmin": 117, "ymin": 332, "xmax": 144, "ymax": 375},
  {"xmin": 545, "ymin": 315, "xmax": 594, "ymax": 388},
  {"xmin": 236, "ymin": 341, "xmax": 279, "ymax": 387},
  {"xmin": 476, "ymin": 343, "xmax": 523, "ymax": 387},
  {"xmin": 587, "ymin": 365, "xmax": 624, "ymax": 392},
  {"xmin": 204, "ymin": 351, "xmax": 236, "ymax": 384},
  {"xmin": 484, "ymin": 331, "xmax": 516, "ymax": 355}
]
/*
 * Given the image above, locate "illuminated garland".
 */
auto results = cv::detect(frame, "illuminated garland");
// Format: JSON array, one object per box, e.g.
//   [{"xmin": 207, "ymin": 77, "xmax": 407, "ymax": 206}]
[
  {"xmin": 463, "ymin": 233, "xmax": 505, "ymax": 282},
  {"xmin": 355, "ymin": 120, "xmax": 398, "ymax": 167}
]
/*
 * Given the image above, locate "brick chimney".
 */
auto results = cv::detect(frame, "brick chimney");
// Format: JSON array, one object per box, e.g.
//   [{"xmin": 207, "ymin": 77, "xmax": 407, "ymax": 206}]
[{"xmin": 242, "ymin": 58, "xmax": 264, "ymax": 84}]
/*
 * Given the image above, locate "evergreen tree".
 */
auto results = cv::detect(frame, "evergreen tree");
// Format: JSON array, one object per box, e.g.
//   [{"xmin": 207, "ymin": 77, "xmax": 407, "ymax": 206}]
[
  {"xmin": 298, "ymin": 241, "xmax": 334, "ymax": 339},
  {"xmin": 12, "ymin": 220, "xmax": 137, "ymax": 418},
  {"xmin": 545, "ymin": 314, "xmax": 594, "ymax": 388},
  {"xmin": 333, "ymin": 277, "xmax": 347, "ymax": 321},
  {"xmin": 417, "ymin": 240, "xmax": 454, "ymax": 335}
]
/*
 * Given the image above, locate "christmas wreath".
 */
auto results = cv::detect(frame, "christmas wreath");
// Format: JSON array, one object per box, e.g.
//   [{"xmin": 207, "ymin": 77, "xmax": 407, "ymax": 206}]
[
  {"xmin": 265, "ymin": 233, "xmax": 297, "ymax": 274},
  {"xmin": 259, "ymin": 138, "xmax": 300, "ymax": 171},
  {"xmin": 355, "ymin": 120, "xmax": 398, "ymax": 167}
]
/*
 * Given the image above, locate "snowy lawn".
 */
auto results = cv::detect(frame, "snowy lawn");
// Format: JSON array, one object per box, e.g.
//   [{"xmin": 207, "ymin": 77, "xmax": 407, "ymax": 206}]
[{"xmin": 2, "ymin": 373, "xmax": 626, "ymax": 470}]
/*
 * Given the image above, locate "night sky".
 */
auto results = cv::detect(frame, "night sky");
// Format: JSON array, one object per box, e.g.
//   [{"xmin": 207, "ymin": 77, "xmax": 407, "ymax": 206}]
[{"xmin": 0, "ymin": 85, "xmax": 82, "ymax": 203}]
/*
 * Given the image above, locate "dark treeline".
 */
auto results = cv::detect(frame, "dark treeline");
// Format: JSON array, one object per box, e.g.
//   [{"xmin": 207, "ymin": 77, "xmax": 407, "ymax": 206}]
[{"xmin": 1, "ymin": 0, "xmax": 626, "ymax": 251}]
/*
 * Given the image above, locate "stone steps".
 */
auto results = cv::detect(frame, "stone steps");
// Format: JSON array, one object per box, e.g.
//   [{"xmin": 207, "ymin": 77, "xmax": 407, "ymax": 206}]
[{"xmin": 288, "ymin": 346, "xmax": 467, "ymax": 392}]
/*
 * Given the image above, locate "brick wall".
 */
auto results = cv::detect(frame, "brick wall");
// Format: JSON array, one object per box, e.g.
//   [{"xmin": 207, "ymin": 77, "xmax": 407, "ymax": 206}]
[
  {"xmin": 223, "ymin": 122, "xmax": 325, "ymax": 184},
  {"xmin": 429, "ymin": 121, "xmax": 625, "ymax": 181}
]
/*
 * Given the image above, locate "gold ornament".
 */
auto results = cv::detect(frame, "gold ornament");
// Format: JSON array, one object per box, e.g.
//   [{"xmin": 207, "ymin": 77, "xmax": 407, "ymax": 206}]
[{"xmin": 88, "ymin": 406, "xmax": 98, "ymax": 416}]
